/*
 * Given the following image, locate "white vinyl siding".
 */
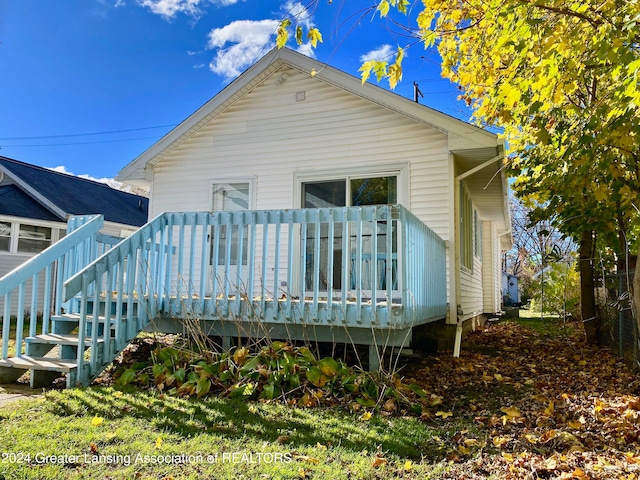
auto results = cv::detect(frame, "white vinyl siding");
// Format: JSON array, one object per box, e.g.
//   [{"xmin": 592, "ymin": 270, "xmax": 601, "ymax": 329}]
[
  {"xmin": 482, "ymin": 220, "xmax": 502, "ymax": 314},
  {"xmin": 150, "ymin": 67, "xmax": 453, "ymax": 301},
  {"xmin": 150, "ymin": 66, "xmax": 451, "ymax": 238}
]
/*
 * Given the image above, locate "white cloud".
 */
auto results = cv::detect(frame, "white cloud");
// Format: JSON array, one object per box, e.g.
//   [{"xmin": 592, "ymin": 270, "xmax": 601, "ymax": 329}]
[
  {"xmin": 282, "ymin": 0, "xmax": 312, "ymax": 29},
  {"xmin": 206, "ymin": 2, "xmax": 317, "ymax": 79},
  {"xmin": 114, "ymin": 0, "xmax": 125, "ymax": 7},
  {"xmin": 137, "ymin": 0, "xmax": 241, "ymax": 19},
  {"xmin": 49, "ymin": 166, "xmax": 149, "ymax": 196},
  {"xmin": 207, "ymin": 19, "xmax": 279, "ymax": 78},
  {"xmin": 360, "ymin": 44, "xmax": 395, "ymax": 63}
]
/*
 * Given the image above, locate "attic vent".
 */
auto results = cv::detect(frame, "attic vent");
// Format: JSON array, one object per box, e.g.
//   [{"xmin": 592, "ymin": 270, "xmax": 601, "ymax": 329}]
[{"xmin": 296, "ymin": 91, "xmax": 306, "ymax": 102}]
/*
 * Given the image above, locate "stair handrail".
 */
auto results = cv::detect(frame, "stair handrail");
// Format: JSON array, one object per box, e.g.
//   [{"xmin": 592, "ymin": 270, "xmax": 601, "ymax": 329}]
[
  {"xmin": 0, "ymin": 214, "xmax": 104, "ymax": 361},
  {"xmin": 62, "ymin": 212, "xmax": 167, "ymax": 303},
  {"xmin": 61, "ymin": 213, "xmax": 168, "ymax": 385},
  {"xmin": 0, "ymin": 215, "xmax": 104, "ymax": 297}
]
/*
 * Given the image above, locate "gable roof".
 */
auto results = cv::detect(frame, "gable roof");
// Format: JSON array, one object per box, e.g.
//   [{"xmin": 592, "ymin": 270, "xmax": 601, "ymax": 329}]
[
  {"xmin": 118, "ymin": 47, "xmax": 501, "ymax": 184},
  {"xmin": 0, "ymin": 156, "xmax": 149, "ymax": 227}
]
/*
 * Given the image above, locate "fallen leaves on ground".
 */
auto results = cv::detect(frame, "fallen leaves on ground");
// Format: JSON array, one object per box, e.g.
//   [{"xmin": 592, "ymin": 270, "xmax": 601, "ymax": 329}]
[{"xmin": 405, "ymin": 320, "xmax": 640, "ymax": 479}]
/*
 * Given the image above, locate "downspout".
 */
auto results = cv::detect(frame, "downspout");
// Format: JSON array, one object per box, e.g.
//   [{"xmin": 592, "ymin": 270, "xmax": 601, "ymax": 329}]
[{"xmin": 451, "ymin": 149, "xmax": 504, "ymax": 357}]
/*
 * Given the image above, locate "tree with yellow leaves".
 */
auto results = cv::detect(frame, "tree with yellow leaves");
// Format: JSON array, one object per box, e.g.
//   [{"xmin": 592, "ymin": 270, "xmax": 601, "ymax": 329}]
[{"xmin": 280, "ymin": 0, "xmax": 640, "ymax": 343}]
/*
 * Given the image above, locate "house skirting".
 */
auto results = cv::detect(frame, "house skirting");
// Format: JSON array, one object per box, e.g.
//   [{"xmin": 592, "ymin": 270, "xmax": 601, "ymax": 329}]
[{"xmin": 412, "ymin": 313, "xmax": 488, "ymax": 352}]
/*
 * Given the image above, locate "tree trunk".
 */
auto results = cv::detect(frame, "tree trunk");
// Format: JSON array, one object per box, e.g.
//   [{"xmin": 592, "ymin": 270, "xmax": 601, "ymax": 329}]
[
  {"xmin": 579, "ymin": 229, "xmax": 599, "ymax": 343},
  {"xmin": 633, "ymin": 262, "xmax": 640, "ymax": 334}
]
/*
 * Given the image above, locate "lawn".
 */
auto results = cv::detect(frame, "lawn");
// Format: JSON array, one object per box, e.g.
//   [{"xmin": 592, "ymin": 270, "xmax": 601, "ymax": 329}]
[{"xmin": 0, "ymin": 316, "xmax": 639, "ymax": 479}]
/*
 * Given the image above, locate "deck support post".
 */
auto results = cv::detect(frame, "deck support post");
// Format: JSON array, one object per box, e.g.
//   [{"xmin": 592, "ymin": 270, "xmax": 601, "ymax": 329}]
[{"xmin": 222, "ymin": 336, "xmax": 230, "ymax": 352}]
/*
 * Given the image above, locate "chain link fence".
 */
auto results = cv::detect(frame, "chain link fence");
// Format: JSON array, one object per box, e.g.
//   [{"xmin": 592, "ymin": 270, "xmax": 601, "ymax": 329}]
[{"xmin": 598, "ymin": 269, "xmax": 639, "ymax": 371}]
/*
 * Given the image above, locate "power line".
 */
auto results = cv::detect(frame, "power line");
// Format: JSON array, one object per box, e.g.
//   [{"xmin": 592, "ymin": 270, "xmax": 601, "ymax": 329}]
[
  {"xmin": 0, "ymin": 135, "xmax": 162, "ymax": 148},
  {"xmin": 0, "ymin": 124, "xmax": 176, "ymax": 141}
]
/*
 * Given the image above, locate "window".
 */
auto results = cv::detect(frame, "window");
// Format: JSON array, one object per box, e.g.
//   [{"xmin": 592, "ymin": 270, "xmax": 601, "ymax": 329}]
[
  {"xmin": 0, "ymin": 222, "xmax": 10, "ymax": 251},
  {"xmin": 211, "ymin": 182, "xmax": 251, "ymax": 266},
  {"xmin": 301, "ymin": 175, "xmax": 398, "ymax": 291},
  {"xmin": 17, "ymin": 224, "xmax": 52, "ymax": 253},
  {"xmin": 474, "ymin": 210, "xmax": 482, "ymax": 258},
  {"xmin": 460, "ymin": 186, "xmax": 474, "ymax": 270}
]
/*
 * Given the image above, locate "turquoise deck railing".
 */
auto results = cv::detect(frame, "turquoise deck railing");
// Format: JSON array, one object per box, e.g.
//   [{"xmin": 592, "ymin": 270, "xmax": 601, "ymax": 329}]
[
  {"xmin": 0, "ymin": 215, "xmax": 112, "ymax": 362},
  {"xmin": 64, "ymin": 205, "xmax": 446, "ymax": 344}
]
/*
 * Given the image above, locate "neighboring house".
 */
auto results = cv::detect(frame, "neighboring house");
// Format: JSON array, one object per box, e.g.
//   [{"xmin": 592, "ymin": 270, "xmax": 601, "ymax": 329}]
[
  {"xmin": 0, "ymin": 156, "xmax": 149, "ymax": 311},
  {"xmin": 0, "ymin": 48, "xmax": 511, "ymax": 388},
  {"xmin": 502, "ymin": 271, "xmax": 520, "ymax": 306}
]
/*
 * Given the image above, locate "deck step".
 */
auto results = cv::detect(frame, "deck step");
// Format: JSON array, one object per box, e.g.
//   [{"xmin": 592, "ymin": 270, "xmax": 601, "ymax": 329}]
[
  {"xmin": 0, "ymin": 356, "xmax": 77, "ymax": 373},
  {"xmin": 25, "ymin": 334, "xmax": 104, "ymax": 347},
  {"xmin": 53, "ymin": 313, "xmax": 120, "ymax": 323}
]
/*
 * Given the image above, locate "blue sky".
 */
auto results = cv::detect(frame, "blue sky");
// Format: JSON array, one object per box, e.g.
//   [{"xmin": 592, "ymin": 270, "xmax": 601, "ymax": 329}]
[{"xmin": 0, "ymin": 0, "xmax": 469, "ymax": 183}]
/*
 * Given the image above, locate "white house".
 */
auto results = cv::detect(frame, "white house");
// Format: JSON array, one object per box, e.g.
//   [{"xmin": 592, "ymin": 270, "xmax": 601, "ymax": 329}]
[
  {"xmin": 0, "ymin": 48, "xmax": 513, "ymax": 387},
  {"xmin": 118, "ymin": 47, "xmax": 512, "ymax": 351}
]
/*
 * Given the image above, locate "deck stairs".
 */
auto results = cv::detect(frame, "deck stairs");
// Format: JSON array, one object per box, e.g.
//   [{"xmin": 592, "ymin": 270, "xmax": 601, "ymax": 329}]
[
  {"xmin": 0, "ymin": 215, "xmax": 147, "ymax": 388},
  {"xmin": 0, "ymin": 206, "xmax": 448, "ymax": 387}
]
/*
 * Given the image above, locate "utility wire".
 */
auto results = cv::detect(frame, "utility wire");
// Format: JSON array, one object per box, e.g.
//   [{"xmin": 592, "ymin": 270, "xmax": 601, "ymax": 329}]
[
  {"xmin": 0, "ymin": 124, "xmax": 176, "ymax": 141},
  {"xmin": 0, "ymin": 135, "xmax": 162, "ymax": 148}
]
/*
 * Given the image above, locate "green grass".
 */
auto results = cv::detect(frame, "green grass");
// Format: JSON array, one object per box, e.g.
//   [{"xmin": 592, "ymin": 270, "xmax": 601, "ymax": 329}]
[
  {"xmin": 0, "ymin": 387, "xmax": 457, "ymax": 479},
  {"xmin": 510, "ymin": 309, "xmax": 580, "ymax": 338}
]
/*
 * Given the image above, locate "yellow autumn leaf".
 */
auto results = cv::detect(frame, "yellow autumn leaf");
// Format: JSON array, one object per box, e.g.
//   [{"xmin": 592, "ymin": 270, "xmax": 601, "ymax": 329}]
[
  {"xmin": 307, "ymin": 28, "xmax": 323, "ymax": 48},
  {"xmin": 295, "ymin": 454, "xmax": 320, "ymax": 464},
  {"xmin": 493, "ymin": 435, "xmax": 511, "ymax": 447},
  {"xmin": 435, "ymin": 410, "xmax": 453, "ymax": 419},
  {"xmin": 360, "ymin": 411, "xmax": 373, "ymax": 421},
  {"xmin": 372, "ymin": 454, "xmax": 388, "ymax": 467},
  {"xmin": 404, "ymin": 460, "xmax": 413, "ymax": 471},
  {"xmin": 91, "ymin": 416, "xmax": 104, "ymax": 427},
  {"xmin": 568, "ymin": 420, "xmax": 583, "ymax": 429},
  {"xmin": 155, "ymin": 437, "xmax": 162, "ymax": 448}
]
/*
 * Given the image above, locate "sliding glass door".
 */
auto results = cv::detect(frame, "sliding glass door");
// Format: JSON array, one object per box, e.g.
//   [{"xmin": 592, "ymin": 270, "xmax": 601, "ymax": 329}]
[{"xmin": 302, "ymin": 175, "xmax": 398, "ymax": 295}]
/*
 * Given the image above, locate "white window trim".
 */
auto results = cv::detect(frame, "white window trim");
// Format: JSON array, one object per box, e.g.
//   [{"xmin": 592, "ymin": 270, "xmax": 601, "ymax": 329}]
[
  {"xmin": 293, "ymin": 163, "xmax": 410, "ymax": 209},
  {"xmin": 209, "ymin": 177, "xmax": 256, "ymax": 211}
]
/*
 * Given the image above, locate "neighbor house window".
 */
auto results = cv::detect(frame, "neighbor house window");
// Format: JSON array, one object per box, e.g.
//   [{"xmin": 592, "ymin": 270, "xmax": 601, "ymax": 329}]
[
  {"xmin": 0, "ymin": 222, "xmax": 10, "ymax": 251},
  {"xmin": 17, "ymin": 224, "xmax": 52, "ymax": 253}
]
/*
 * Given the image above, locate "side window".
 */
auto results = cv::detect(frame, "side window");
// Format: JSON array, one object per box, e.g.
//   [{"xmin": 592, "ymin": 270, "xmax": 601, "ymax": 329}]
[
  {"xmin": 211, "ymin": 182, "xmax": 250, "ymax": 266},
  {"xmin": 460, "ymin": 186, "xmax": 473, "ymax": 270}
]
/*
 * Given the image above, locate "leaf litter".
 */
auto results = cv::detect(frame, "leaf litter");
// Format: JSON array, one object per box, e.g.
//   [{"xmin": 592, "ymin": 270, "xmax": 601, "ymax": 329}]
[{"xmin": 404, "ymin": 319, "xmax": 640, "ymax": 479}]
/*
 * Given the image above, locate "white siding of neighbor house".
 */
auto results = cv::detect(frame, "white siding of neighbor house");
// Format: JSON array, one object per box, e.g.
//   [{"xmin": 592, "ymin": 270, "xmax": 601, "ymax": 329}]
[
  {"xmin": 482, "ymin": 220, "xmax": 502, "ymax": 314},
  {"xmin": 0, "ymin": 217, "xmax": 139, "ymax": 315},
  {"xmin": 149, "ymin": 66, "xmax": 454, "ymax": 302}
]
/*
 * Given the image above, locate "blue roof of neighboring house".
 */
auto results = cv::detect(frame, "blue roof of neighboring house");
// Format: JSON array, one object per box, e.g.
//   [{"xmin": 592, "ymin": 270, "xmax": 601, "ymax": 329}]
[
  {"xmin": 0, "ymin": 184, "xmax": 61, "ymax": 222},
  {"xmin": 0, "ymin": 156, "xmax": 149, "ymax": 227}
]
